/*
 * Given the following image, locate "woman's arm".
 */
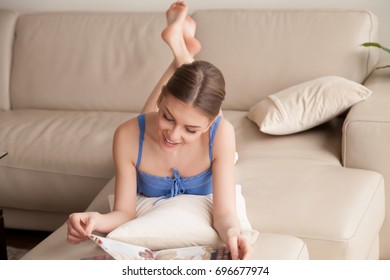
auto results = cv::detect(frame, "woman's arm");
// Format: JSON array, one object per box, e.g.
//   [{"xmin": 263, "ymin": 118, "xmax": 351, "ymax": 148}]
[
  {"xmin": 67, "ymin": 120, "xmax": 139, "ymax": 243},
  {"xmin": 142, "ymin": 2, "xmax": 199, "ymax": 114},
  {"xmin": 97, "ymin": 120, "xmax": 139, "ymax": 232},
  {"xmin": 141, "ymin": 62, "xmax": 176, "ymax": 113},
  {"xmin": 211, "ymin": 119, "xmax": 251, "ymax": 259}
]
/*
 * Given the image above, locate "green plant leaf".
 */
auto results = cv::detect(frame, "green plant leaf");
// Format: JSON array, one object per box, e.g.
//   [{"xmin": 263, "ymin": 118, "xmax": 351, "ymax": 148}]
[{"xmin": 361, "ymin": 42, "xmax": 390, "ymax": 54}]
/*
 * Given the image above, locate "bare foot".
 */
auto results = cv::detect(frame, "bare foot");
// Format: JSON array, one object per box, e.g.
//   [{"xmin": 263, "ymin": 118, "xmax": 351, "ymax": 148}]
[
  {"xmin": 165, "ymin": 1, "xmax": 188, "ymax": 26},
  {"xmin": 184, "ymin": 16, "xmax": 201, "ymax": 56},
  {"xmin": 165, "ymin": 2, "xmax": 200, "ymax": 56},
  {"xmin": 161, "ymin": 1, "xmax": 193, "ymax": 65}
]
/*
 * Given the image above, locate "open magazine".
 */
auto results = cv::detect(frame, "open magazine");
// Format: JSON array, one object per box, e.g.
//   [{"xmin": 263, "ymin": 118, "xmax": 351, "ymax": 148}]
[{"xmin": 86, "ymin": 234, "xmax": 231, "ymax": 260}]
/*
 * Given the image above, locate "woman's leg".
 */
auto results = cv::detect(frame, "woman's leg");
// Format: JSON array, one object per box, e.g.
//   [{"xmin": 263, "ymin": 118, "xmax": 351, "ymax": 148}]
[
  {"xmin": 142, "ymin": 1, "xmax": 201, "ymax": 113},
  {"xmin": 162, "ymin": 1, "xmax": 196, "ymax": 67}
]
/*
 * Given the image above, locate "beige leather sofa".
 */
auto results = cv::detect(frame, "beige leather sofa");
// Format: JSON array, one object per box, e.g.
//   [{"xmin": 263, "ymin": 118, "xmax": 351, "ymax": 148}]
[{"xmin": 0, "ymin": 8, "xmax": 388, "ymax": 259}]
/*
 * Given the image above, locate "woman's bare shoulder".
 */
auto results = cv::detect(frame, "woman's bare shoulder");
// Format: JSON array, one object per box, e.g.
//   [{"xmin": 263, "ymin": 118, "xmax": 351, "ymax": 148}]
[
  {"xmin": 115, "ymin": 115, "xmax": 139, "ymax": 139},
  {"xmin": 213, "ymin": 117, "xmax": 236, "ymax": 152},
  {"xmin": 217, "ymin": 117, "xmax": 235, "ymax": 137},
  {"xmin": 112, "ymin": 115, "xmax": 142, "ymax": 166},
  {"xmin": 114, "ymin": 112, "xmax": 156, "ymax": 145}
]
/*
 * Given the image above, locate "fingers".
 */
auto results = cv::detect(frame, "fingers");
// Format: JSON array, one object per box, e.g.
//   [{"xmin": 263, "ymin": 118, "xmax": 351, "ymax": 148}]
[
  {"xmin": 66, "ymin": 212, "xmax": 97, "ymax": 244},
  {"xmin": 238, "ymin": 236, "xmax": 252, "ymax": 260},
  {"xmin": 226, "ymin": 232, "xmax": 240, "ymax": 260},
  {"xmin": 226, "ymin": 228, "xmax": 240, "ymax": 260},
  {"xmin": 226, "ymin": 230, "xmax": 253, "ymax": 260},
  {"xmin": 67, "ymin": 213, "xmax": 87, "ymax": 235},
  {"xmin": 66, "ymin": 224, "xmax": 88, "ymax": 244},
  {"xmin": 66, "ymin": 232, "xmax": 88, "ymax": 244}
]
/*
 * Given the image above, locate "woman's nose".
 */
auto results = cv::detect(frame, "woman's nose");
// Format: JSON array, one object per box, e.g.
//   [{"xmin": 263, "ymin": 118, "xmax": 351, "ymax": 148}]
[{"xmin": 168, "ymin": 125, "xmax": 182, "ymax": 141}]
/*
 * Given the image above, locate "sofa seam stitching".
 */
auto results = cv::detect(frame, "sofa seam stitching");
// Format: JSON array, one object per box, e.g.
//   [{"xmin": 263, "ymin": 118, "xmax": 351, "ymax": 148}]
[
  {"xmin": 0, "ymin": 164, "xmax": 111, "ymax": 180},
  {"xmin": 344, "ymin": 174, "xmax": 384, "ymax": 241}
]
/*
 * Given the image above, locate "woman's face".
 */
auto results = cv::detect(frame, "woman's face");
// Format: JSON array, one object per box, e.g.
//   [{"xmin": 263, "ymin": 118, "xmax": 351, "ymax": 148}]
[{"xmin": 157, "ymin": 94, "xmax": 212, "ymax": 152}]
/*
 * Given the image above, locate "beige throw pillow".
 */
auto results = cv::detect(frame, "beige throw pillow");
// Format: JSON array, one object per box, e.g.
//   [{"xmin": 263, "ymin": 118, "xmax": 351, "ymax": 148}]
[
  {"xmin": 247, "ymin": 76, "xmax": 372, "ymax": 135},
  {"xmin": 107, "ymin": 185, "xmax": 258, "ymax": 250}
]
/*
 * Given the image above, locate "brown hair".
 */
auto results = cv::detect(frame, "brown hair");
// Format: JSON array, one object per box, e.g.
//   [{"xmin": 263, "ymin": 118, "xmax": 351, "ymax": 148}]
[{"xmin": 162, "ymin": 61, "xmax": 225, "ymax": 119}]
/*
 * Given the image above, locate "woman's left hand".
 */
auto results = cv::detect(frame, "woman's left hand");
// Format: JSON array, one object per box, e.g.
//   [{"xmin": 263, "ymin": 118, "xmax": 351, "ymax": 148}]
[{"xmin": 226, "ymin": 228, "xmax": 252, "ymax": 260}]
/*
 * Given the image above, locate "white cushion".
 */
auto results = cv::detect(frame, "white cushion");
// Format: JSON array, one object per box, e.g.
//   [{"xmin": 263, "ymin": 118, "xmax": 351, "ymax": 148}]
[
  {"xmin": 107, "ymin": 185, "xmax": 258, "ymax": 250},
  {"xmin": 247, "ymin": 76, "xmax": 372, "ymax": 135}
]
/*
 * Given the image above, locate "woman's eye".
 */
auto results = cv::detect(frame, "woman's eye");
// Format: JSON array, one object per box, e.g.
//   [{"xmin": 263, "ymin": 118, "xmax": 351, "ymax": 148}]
[
  {"xmin": 186, "ymin": 129, "xmax": 197, "ymax": 134},
  {"xmin": 163, "ymin": 114, "xmax": 173, "ymax": 122}
]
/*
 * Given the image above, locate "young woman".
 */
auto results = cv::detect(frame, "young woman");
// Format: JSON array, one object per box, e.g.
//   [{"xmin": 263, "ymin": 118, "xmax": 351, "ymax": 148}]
[{"xmin": 66, "ymin": 1, "xmax": 251, "ymax": 260}]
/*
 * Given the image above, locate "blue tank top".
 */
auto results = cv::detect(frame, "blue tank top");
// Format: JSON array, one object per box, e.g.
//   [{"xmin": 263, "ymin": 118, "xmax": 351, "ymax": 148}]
[{"xmin": 136, "ymin": 114, "xmax": 222, "ymax": 201}]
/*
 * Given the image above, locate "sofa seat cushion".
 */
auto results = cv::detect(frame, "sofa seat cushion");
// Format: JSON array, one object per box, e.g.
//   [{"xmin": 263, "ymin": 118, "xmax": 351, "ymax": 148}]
[
  {"xmin": 225, "ymin": 110, "xmax": 343, "ymax": 165},
  {"xmin": 224, "ymin": 111, "xmax": 384, "ymax": 259},
  {"xmin": 0, "ymin": 109, "xmax": 133, "ymax": 213},
  {"xmin": 251, "ymin": 233, "xmax": 309, "ymax": 260},
  {"xmin": 241, "ymin": 158, "xmax": 383, "ymax": 259}
]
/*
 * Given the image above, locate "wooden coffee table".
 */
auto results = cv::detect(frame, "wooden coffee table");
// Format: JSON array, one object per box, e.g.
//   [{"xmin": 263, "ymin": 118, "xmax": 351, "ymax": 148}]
[{"xmin": 0, "ymin": 151, "xmax": 8, "ymax": 259}]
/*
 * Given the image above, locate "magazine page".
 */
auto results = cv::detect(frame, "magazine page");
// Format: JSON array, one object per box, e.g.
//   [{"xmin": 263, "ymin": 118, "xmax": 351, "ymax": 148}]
[
  {"xmin": 154, "ymin": 246, "xmax": 231, "ymax": 260},
  {"xmin": 89, "ymin": 234, "xmax": 155, "ymax": 260}
]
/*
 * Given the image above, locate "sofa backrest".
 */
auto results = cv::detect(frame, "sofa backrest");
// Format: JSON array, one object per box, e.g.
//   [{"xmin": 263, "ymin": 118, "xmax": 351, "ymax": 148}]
[
  {"xmin": 194, "ymin": 10, "xmax": 379, "ymax": 111},
  {"xmin": 8, "ymin": 9, "xmax": 379, "ymax": 112},
  {"xmin": 10, "ymin": 12, "xmax": 171, "ymax": 112}
]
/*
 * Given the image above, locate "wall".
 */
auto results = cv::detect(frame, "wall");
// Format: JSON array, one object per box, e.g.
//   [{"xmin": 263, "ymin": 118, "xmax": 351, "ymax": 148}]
[{"xmin": 1, "ymin": 0, "xmax": 389, "ymax": 61}]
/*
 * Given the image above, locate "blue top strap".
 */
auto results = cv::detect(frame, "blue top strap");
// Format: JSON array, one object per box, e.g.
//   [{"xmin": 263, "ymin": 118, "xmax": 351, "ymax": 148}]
[
  {"xmin": 136, "ymin": 114, "xmax": 145, "ymax": 169},
  {"xmin": 209, "ymin": 115, "xmax": 222, "ymax": 163}
]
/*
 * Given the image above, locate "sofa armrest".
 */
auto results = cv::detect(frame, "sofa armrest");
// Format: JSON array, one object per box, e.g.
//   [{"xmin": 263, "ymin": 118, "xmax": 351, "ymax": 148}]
[
  {"xmin": 342, "ymin": 65, "xmax": 390, "ymax": 258},
  {"xmin": 342, "ymin": 66, "xmax": 390, "ymax": 172},
  {"xmin": 0, "ymin": 10, "xmax": 17, "ymax": 111}
]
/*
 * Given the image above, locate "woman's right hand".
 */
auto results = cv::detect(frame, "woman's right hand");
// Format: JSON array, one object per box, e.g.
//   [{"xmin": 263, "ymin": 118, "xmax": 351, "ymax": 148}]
[{"xmin": 66, "ymin": 211, "xmax": 100, "ymax": 244}]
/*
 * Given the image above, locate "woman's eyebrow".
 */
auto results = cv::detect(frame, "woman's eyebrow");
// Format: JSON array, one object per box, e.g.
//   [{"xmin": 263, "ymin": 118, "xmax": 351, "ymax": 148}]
[{"xmin": 186, "ymin": 124, "xmax": 202, "ymax": 129}]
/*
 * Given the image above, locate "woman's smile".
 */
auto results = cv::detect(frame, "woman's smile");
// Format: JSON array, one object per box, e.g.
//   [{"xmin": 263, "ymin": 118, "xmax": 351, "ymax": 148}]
[{"xmin": 162, "ymin": 132, "xmax": 182, "ymax": 147}]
